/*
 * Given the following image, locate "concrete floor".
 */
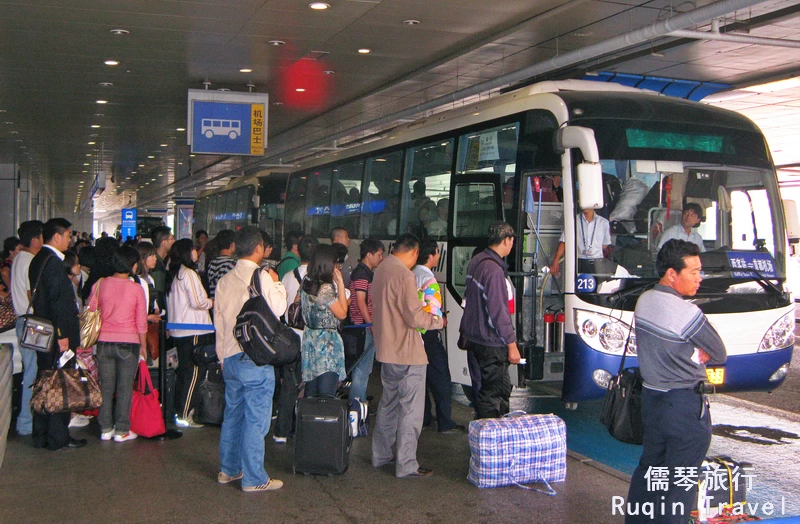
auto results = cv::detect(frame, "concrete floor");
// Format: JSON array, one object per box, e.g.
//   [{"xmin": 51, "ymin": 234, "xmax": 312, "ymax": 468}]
[{"xmin": 0, "ymin": 390, "xmax": 630, "ymax": 524}]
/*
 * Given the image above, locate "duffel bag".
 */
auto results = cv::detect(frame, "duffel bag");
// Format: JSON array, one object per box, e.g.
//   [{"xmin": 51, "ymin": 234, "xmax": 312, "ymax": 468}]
[{"xmin": 468, "ymin": 412, "xmax": 566, "ymax": 495}]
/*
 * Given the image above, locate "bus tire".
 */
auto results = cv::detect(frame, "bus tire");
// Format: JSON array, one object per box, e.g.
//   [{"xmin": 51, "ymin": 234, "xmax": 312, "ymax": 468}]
[
  {"xmin": 204, "ymin": 130, "xmax": 214, "ymax": 139},
  {"xmin": 228, "ymin": 131, "xmax": 238, "ymax": 139}
]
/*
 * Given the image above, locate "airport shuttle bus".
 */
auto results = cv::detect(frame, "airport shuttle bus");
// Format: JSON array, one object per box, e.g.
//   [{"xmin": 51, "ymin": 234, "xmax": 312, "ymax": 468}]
[{"xmin": 220, "ymin": 80, "xmax": 795, "ymax": 404}]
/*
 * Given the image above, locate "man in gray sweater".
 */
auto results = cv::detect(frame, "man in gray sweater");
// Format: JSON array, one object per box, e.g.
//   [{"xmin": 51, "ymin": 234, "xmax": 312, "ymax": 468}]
[{"xmin": 626, "ymin": 239, "xmax": 726, "ymax": 524}]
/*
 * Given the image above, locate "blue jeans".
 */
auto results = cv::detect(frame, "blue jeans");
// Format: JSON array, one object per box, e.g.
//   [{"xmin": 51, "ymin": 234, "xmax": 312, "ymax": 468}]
[
  {"xmin": 15, "ymin": 317, "xmax": 37, "ymax": 435},
  {"xmin": 349, "ymin": 329, "xmax": 375, "ymax": 402},
  {"xmin": 219, "ymin": 353, "xmax": 275, "ymax": 488}
]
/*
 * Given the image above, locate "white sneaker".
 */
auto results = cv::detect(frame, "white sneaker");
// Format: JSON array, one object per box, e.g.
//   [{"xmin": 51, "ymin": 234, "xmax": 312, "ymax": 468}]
[
  {"xmin": 242, "ymin": 479, "xmax": 283, "ymax": 492},
  {"xmin": 114, "ymin": 431, "xmax": 138, "ymax": 442},
  {"xmin": 175, "ymin": 417, "xmax": 204, "ymax": 428},
  {"xmin": 273, "ymin": 436, "xmax": 287, "ymax": 444},
  {"xmin": 69, "ymin": 414, "xmax": 91, "ymax": 428},
  {"xmin": 100, "ymin": 429, "xmax": 114, "ymax": 441}
]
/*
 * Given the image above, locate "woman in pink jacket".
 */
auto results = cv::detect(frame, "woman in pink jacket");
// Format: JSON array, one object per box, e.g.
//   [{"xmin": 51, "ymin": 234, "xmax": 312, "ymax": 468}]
[{"xmin": 90, "ymin": 246, "xmax": 148, "ymax": 442}]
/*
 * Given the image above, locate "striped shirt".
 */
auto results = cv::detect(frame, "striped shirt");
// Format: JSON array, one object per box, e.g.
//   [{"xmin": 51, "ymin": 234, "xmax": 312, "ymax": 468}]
[
  {"xmin": 207, "ymin": 255, "xmax": 236, "ymax": 298},
  {"xmin": 348, "ymin": 262, "xmax": 373, "ymax": 325}
]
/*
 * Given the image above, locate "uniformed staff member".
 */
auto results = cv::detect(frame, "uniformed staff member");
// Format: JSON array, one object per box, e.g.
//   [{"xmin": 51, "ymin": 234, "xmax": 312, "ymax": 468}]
[
  {"xmin": 625, "ymin": 239, "xmax": 726, "ymax": 524},
  {"xmin": 657, "ymin": 203, "xmax": 706, "ymax": 252},
  {"xmin": 549, "ymin": 207, "xmax": 611, "ymax": 277}
]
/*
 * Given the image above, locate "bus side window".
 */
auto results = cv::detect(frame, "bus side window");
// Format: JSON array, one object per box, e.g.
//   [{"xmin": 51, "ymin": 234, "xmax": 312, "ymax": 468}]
[
  {"xmin": 362, "ymin": 151, "xmax": 402, "ymax": 239},
  {"xmin": 399, "ymin": 139, "xmax": 454, "ymax": 239}
]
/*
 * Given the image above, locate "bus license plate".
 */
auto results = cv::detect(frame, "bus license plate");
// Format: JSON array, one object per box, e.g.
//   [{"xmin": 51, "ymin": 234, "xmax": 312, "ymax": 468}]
[{"xmin": 706, "ymin": 368, "xmax": 724, "ymax": 385}]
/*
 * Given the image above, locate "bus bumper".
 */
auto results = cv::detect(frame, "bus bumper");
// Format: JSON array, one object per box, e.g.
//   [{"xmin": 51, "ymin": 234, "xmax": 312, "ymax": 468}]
[{"xmin": 560, "ymin": 334, "xmax": 793, "ymax": 403}]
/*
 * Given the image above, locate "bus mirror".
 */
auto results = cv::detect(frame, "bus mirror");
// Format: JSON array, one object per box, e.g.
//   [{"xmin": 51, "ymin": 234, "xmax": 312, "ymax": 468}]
[
  {"xmin": 554, "ymin": 126, "xmax": 600, "ymax": 163},
  {"xmin": 784, "ymin": 199, "xmax": 800, "ymax": 244},
  {"xmin": 577, "ymin": 163, "xmax": 604, "ymax": 210}
]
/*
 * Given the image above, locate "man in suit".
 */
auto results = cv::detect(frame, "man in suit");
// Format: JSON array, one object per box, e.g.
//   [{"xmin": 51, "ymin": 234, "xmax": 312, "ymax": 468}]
[{"xmin": 29, "ymin": 218, "xmax": 87, "ymax": 450}]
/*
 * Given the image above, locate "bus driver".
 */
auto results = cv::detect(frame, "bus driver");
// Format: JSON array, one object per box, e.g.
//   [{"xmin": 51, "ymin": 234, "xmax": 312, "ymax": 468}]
[{"xmin": 549, "ymin": 207, "xmax": 612, "ymax": 278}]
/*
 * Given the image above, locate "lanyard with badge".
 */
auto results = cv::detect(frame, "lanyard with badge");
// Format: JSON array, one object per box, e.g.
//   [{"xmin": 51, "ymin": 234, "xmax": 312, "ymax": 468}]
[{"xmin": 580, "ymin": 215, "xmax": 596, "ymax": 257}]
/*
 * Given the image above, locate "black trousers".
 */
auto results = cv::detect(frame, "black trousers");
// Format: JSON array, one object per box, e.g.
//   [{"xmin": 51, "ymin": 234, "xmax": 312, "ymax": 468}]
[
  {"xmin": 173, "ymin": 335, "xmax": 208, "ymax": 421},
  {"xmin": 273, "ymin": 357, "xmax": 301, "ymax": 438},
  {"xmin": 422, "ymin": 330, "xmax": 456, "ymax": 431},
  {"xmin": 626, "ymin": 387, "xmax": 711, "ymax": 524},
  {"xmin": 32, "ymin": 350, "xmax": 71, "ymax": 450},
  {"xmin": 471, "ymin": 343, "xmax": 511, "ymax": 419}
]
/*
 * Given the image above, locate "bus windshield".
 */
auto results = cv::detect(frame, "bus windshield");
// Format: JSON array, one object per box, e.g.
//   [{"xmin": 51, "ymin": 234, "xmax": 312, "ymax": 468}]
[{"xmin": 572, "ymin": 160, "xmax": 786, "ymax": 305}]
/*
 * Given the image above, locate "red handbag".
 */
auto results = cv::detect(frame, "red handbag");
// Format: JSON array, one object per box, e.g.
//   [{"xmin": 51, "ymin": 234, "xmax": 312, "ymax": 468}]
[{"xmin": 130, "ymin": 360, "xmax": 166, "ymax": 438}]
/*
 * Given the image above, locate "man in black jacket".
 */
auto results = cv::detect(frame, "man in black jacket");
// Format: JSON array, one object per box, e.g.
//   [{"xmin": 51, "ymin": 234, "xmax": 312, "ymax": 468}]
[{"xmin": 28, "ymin": 218, "xmax": 87, "ymax": 450}]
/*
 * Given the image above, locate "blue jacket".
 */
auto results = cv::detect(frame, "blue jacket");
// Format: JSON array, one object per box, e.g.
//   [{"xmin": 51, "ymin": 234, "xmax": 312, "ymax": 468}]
[{"xmin": 459, "ymin": 249, "xmax": 516, "ymax": 348}]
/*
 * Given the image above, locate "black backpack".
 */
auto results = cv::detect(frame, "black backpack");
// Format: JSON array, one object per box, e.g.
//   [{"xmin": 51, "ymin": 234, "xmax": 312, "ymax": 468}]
[{"xmin": 234, "ymin": 268, "xmax": 300, "ymax": 367}]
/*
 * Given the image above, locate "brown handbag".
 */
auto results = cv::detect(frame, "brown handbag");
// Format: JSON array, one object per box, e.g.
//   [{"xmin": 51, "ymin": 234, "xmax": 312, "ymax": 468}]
[
  {"xmin": 31, "ymin": 362, "xmax": 103, "ymax": 415},
  {"xmin": 146, "ymin": 320, "xmax": 161, "ymax": 360}
]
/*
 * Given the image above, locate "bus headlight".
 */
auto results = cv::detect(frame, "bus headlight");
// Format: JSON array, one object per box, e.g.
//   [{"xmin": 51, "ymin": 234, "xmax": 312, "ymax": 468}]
[
  {"xmin": 574, "ymin": 309, "xmax": 636, "ymax": 356},
  {"xmin": 758, "ymin": 312, "xmax": 795, "ymax": 352},
  {"xmin": 769, "ymin": 363, "xmax": 790, "ymax": 382}
]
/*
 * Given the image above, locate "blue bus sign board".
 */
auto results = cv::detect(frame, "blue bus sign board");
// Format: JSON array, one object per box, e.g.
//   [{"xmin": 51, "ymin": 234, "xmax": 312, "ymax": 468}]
[
  {"xmin": 726, "ymin": 251, "xmax": 778, "ymax": 278},
  {"xmin": 121, "ymin": 208, "xmax": 137, "ymax": 241},
  {"xmin": 187, "ymin": 89, "xmax": 268, "ymax": 156}
]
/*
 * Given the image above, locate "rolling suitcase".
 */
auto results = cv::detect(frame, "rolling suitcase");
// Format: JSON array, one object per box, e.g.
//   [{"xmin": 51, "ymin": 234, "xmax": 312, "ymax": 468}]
[{"xmin": 293, "ymin": 396, "xmax": 351, "ymax": 475}]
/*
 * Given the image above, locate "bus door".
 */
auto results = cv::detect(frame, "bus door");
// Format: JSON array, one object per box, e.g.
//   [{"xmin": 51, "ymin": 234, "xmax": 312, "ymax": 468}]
[{"xmin": 445, "ymin": 172, "xmax": 504, "ymax": 386}]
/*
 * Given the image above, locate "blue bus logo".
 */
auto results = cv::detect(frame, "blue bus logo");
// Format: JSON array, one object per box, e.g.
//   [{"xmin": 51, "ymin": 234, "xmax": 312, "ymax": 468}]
[{"xmin": 201, "ymin": 119, "xmax": 241, "ymax": 140}]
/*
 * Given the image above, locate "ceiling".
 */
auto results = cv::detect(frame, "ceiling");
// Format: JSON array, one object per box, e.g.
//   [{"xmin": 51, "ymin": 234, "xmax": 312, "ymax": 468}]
[{"xmin": 2, "ymin": 0, "xmax": 800, "ymax": 222}]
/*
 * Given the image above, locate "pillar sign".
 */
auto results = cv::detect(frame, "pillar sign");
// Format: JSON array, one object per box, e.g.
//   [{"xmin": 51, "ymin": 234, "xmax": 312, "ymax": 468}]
[
  {"xmin": 187, "ymin": 89, "xmax": 268, "ymax": 156},
  {"xmin": 121, "ymin": 208, "xmax": 137, "ymax": 241}
]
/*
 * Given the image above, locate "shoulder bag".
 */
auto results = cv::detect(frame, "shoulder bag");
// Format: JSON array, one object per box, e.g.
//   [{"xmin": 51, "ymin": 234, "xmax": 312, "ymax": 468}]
[
  {"xmin": 130, "ymin": 359, "xmax": 166, "ymax": 437},
  {"xmin": 79, "ymin": 278, "xmax": 103, "ymax": 348},
  {"xmin": 599, "ymin": 333, "xmax": 643, "ymax": 444},
  {"xmin": 19, "ymin": 255, "xmax": 57, "ymax": 353}
]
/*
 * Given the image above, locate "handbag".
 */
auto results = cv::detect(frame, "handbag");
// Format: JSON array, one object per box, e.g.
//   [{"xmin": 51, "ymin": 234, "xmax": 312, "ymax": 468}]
[
  {"xmin": 146, "ymin": 320, "xmax": 161, "ymax": 360},
  {"xmin": 79, "ymin": 278, "xmax": 103, "ymax": 348},
  {"xmin": 599, "ymin": 333, "xmax": 643, "ymax": 444},
  {"xmin": 0, "ymin": 293, "xmax": 17, "ymax": 331},
  {"xmin": 130, "ymin": 360, "xmax": 166, "ymax": 437},
  {"xmin": 19, "ymin": 256, "xmax": 57, "ymax": 353},
  {"xmin": 30, "ymin": 359, "xmax": 103, "ymax": 414},
  {"xmin": 191, "ymin": 334, "xmax": 218, "ymax": 366},
  {"xmin": 75, "ymin": 346, "xmax": 99, "ymax": 383}
]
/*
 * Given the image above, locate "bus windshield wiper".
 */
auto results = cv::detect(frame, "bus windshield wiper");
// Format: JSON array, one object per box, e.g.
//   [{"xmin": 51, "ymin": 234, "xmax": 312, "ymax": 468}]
[
  {"xmin": 703, "ymin": 265, "xmax": 787, "ymax": 299},
  {"xmin": 605, "ymin": 279, "xmax": 657, "ymax": 304}
]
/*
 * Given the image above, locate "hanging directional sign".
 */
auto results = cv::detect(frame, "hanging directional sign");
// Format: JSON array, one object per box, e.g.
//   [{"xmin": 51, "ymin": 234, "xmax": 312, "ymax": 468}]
[
  {"xmin": 121, "ymin": 208, "xmax": 137, "ymax": 241},
  {"xmin": 187, "ymin": 89, "xmax": 269, "ymax": 156}
]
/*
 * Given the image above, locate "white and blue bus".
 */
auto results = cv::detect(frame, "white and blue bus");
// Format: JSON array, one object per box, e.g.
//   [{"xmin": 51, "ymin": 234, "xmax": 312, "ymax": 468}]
[{"xmin": 209, "ymin": 80, "xmax": 795, "ymax": 404}]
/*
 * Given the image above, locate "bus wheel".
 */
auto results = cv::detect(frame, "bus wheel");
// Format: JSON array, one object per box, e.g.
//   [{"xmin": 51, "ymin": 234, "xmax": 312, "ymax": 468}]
[
  {"xmin": 204, "ymin": 130, "xmax": 214, "ymax": 139},
  {"xmin": 564, "ymin": 402, "xmax": 578, "ymax": 410},
  {"xmin": 229, "ymin": 131, "xmax": 238, "ymax": 139}
]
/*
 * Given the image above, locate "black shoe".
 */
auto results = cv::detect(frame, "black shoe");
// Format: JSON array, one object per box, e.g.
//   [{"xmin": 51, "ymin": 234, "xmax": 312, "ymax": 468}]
[
  {"xmin": 403, "ymin": 467, "xmax": 433, "ymax": 478},
  {"xmin": 64, "ymin": 438, "xmax": 87, "ymax": 449},
  {"xmin": 439, "ymin": 424, "xmax": 467, "ymax": 435}
]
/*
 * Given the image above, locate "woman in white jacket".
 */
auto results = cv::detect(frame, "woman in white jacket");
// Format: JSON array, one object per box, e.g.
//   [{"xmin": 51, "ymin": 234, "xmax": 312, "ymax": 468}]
[{"xmin": 167, "ymin": 238, "xmax": 213, "ymax": 428}]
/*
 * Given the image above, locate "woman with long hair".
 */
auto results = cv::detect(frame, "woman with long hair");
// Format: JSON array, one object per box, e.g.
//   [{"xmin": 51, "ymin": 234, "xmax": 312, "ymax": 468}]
[
  {"xmin": 300, "ymin": 244, "xmax": 348, "ymax": 396},
  {"xmin": 166, "ymin": 238, "xmax": 213, "ymax": 428},
  {"xmin": 134, "ymin": 242, "xmax": 161, "ymax": 322},
  {"xmin": 90, "ymin": 245, "xmax": 148, "ymax": 442}
]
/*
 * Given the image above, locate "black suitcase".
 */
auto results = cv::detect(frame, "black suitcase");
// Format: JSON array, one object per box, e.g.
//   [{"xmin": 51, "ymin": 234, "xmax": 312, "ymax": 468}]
[
  {"xmin": 293, "ymin": 396, "xmax": 351, "ymax": 475},
  {"xmin": 149, "ymin": 367, "xmax": 176, "ymax": 422}
]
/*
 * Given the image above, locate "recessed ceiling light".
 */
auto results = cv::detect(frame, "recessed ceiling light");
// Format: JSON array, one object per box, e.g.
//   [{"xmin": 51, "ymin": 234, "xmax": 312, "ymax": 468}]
[
  {"xmin": 104, "ymin": 60, "xmax": 119, "ymax": 66},
  {"xmin": 83, "ymin": 170, "xmax": 88, "ymax": 173},
  {"xmin": 138, "ymin": 164, "xmax": 145, "ymax": 167},
  {"xmin": 158, "ymin": 174, "xmax": 163, "ymax": 177},
  {"xmin": 91, "ymin": 125, "xmax": 101, "ymax": 129},
  {"xmin": 268, "ymin": 40, "xmax": 286, "ymax": 46},
  {"xmin": 0, "ymin": 110, "xmax": 5, "ymax": 113},
  {"xmin": 83, "ymin": 163, "xmax": 90, "ymax": 166},
  {"xmin": 94, "ymin": 113, "xmax": 104, "ymax": 118},
  {"xmin": 358, "ymin": 48, "xmax": 371, "ymax": 54},
  {"xmin": 110, "ymin": 28, "xmax": 129, "ymax": 35},
  {"xmin": 403, "ymin": 19, "xmax": 420, "ymax": 25},
  {"xmin": 9, "ymin": 131, "xmax": 18, "ymax": 134},
  {"xmin": 131, "ymin": 171, "xmax": 137, "ymax": 174},
  {"xmin": 323, "ymin": 70, "xmax": 335, "ymax": 75},
  {"xmin": 88, "ymin": 142, "xmax": 95, "ymax": 145},
  {"xmin": 98, "ymin": 82, "xmax": 113, "ymax": 87},
  {"xmin": 272, "ymin": 101, "xmax": 283, "ymax": 106},
  {"xmin": 160, "ymin": 144, "xmax": 168, "ymax": 147},
  {"xmin": 151, "ymin": 178, "xmax": 156, "ymax": 181},
  {"xmin": 96, "ymin": 100, "xmax": 108, "ymax": 104},
  {"xmin": 296, "ymin": 88, "xmax": 306, "ymax": 92},
  {"xmin": 176, "ymin": 128, "xmax": 185, "ymax": 131},
  {"xmin": 148, "ymin": 155, "xmax": 155, "ymax": 159},
  {"xmin": 240, "ymin": 68, "xmax": 253, "ymax": 73},
  {"xmin": 3, "ymin": 121, "xmax": 13, "ymax": 125},
  {"xmin": 309, "ymin": 2, "xmax": 330, "ymax": 9}
]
